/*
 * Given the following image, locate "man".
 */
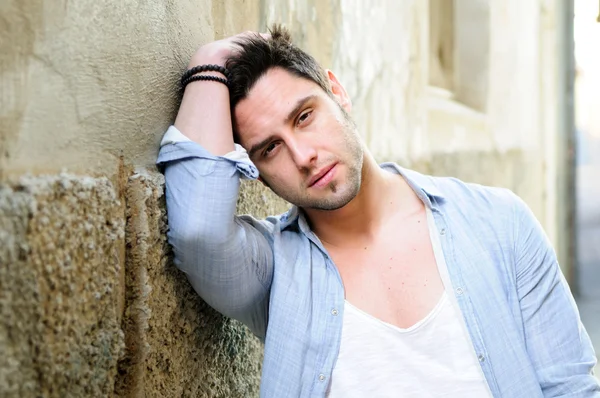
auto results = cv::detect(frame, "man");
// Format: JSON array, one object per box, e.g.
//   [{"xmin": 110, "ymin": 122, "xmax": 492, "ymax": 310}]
[{"xmin": 157, "ymin": 26, "xmax": 599, "ymax": 397}]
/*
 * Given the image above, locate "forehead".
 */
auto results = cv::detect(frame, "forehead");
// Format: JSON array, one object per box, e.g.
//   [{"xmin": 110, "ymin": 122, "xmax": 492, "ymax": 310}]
[{"xmin": 234, "ymin": 68, "xmax": 325, "ymax": 145}]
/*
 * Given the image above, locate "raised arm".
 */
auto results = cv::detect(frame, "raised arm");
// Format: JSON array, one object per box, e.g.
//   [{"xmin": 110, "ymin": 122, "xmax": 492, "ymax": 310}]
[
  {"xmin": 513, "ymin": 195, "xmax": 600, "ymax": 396},
  {"xmin": 174, "ymin": 36, "xmax": 237, "ymax": 156},
  {"xmin": 157, "ymin": 34, "xmax": 275, "ymax": 340}
]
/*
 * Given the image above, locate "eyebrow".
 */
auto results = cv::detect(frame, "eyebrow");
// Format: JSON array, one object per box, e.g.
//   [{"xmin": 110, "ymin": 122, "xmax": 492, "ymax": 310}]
[
  {"xmin": 247, "ymin": 95, "xmax": 317, "ymax": 158},
  {"xmin": 284, "ymin": 95, "xmax": 317, "ymax": 124},
  {"xmin": 248, "ymin": 134, "xmax": 278, "ymax": 159}
]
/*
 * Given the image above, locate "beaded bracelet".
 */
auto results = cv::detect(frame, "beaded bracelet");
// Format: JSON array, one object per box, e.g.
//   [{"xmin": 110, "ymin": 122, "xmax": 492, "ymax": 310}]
[
  {"xmin": 181, "ymin": 64, "xmax": 231, "ymax": 86},
  {"xmin": 181, "ymin": 74, "xmax": 230, "ymax": 89}
]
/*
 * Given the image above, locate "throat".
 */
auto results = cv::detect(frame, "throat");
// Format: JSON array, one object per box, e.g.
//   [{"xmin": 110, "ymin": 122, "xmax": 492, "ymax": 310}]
[
  {"xmin": 309, "ymin": 178, "xmax": 422, "ymax": 249},
  {"xmin": 307, "ymin": 170, "xmax": 405, "ymax": 246}
]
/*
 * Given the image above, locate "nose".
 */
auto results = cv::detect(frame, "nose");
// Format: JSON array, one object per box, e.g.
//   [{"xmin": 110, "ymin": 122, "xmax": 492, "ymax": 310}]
[{"xmin": 288, "ymin": 137, "xmax": 317, "ymax": 170}]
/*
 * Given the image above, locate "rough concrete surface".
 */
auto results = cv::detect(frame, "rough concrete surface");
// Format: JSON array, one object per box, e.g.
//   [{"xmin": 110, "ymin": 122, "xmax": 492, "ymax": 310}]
[
  {"xmin": 0, "ymin": 174, "xmax": 125, "ymax": 397},
  {"xmin": 0, "ymin": 0, "xmax": 263, "ymax": 177},
  {"xmin": 115, "ymin": 170, "xmax": 289, "ymax": 398},
  {"xmin": 0, "ymin": 167, "xmax": 291, "ymax": 398}
]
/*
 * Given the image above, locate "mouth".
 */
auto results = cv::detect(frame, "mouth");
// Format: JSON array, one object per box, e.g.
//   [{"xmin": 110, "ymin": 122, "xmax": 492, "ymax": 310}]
[{"xmin": 308, "ymin": 163, "xmax": 338, "ymax": 188}]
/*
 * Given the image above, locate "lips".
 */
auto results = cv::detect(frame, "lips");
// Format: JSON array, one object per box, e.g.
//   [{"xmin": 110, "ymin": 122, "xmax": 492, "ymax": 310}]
[{"xmin": 308, "ymin": 163, "xmax": 337, "ymax": 188}]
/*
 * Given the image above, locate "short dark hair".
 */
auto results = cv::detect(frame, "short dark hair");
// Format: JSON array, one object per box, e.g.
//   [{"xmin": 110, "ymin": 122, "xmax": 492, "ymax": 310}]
[{"xmin": 226, "ymin": 25, "xmax": 332, "ymax": 134}]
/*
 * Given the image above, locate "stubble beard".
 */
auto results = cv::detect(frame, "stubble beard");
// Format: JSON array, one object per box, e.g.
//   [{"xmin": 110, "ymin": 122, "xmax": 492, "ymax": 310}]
[{"xmin": 271, "ymin": 111, "xmax": 364, "ymax": 211}]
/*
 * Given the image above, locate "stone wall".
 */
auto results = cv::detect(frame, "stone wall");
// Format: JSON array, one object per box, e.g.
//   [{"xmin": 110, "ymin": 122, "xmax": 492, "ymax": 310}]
[
  {"xmin": 0, "ymin": 0, "xmax": 567, "ymax": 396},
  {"xmin": 0, "ymin": 174, "xmax": 125, "ymax": 396}
]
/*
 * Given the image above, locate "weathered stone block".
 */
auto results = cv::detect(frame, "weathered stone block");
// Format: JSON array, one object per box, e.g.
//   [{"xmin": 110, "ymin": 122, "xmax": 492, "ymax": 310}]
[
  {"xmin": 0, "ymin": 174, "xmax": 125, "ymax": 397},
  {"xmin": 116, "ymin": 170, "xmax": 288, "ymax": 398}
]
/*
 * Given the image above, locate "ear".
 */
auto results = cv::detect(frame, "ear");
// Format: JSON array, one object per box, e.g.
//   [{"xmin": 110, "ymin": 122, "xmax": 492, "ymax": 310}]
[{"xmin": 326, "ymin": 70, "xmax": 352, "ymax": 113}]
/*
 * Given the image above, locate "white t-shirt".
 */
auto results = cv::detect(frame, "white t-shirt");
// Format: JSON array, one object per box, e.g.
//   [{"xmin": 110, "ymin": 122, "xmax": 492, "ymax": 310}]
[{"xmin": 326, "ymin": 208, "xmax": 493, "ymax": 397}]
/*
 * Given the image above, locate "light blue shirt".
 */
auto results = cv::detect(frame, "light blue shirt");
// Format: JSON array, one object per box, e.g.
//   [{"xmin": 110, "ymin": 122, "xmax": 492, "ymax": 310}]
[{"xmin": 157, "ymin": 126, "xmax": 599, "ymax": 397}]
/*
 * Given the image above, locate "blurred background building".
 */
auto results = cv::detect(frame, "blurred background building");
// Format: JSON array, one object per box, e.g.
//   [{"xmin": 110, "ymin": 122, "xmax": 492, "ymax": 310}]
[
  {"xmin": 574, "ymin": 0, "xmax": 600, "ymax": 377},
  {"xmin": 0, "ymin": 0, "xmax": 597, "ymax": 396}
]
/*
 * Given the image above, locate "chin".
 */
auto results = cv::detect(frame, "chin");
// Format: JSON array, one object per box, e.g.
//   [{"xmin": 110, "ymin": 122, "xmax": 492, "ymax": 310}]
[
  {"xmin": 272, "ymin": 167, "xmax": 362, "ymax": 210},
  {"xmin": 307, "ymin": 181, "xmax": 361, "ymax": 211}
]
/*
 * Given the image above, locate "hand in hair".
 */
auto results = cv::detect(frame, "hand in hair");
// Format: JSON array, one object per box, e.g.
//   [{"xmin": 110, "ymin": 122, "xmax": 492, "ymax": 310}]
[
  {"xmin": 174, "ymin": 30, "xmax": 269, "ymax": 156},
  {"xmin": 188, "ymin": 31, "xmax": 270, "ymax": 69}
]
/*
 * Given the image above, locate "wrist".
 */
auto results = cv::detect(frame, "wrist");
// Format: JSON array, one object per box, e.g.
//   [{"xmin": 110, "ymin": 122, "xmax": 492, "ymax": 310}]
[{"xmin": 181, "ymin": 64, "xmax": 231, "ymax": 91}]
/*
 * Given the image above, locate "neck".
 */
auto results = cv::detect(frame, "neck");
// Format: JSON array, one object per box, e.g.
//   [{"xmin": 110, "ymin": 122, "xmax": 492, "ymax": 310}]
[{"xmin": 303, "ymin": 153, "xmax": 421, "ymax": 248}]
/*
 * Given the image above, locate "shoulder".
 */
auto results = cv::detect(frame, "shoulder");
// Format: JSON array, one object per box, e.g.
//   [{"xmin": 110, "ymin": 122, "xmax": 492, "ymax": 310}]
[
  {"xmin": 405, "ymin": 169, "xmax": 526, "ymax": 237},
  {"xmin": 435, "ymin": 175, "xmax": 520, "ymax": 210},
  {"xmin": 399, "ymin": 166, "xmax": 521, "ymax": 212}
]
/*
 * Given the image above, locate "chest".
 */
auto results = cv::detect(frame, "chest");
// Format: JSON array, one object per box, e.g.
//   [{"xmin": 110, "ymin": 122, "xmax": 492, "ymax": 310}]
[
  {"xmin": 326, "ymin": 294, "xmax": 493, "ymax": 398},
  {"xmin": 323, "ymin": 211, "xmax": 444, "ymax": 329}
]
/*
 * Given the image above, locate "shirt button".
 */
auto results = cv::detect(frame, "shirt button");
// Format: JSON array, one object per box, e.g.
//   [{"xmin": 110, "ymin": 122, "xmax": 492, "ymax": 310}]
[
  {"xmin": 331, "ymin": 309, "xmax": 338, "ymax": 316},
  {"xmin": 440, "ymin": 228, "xmax": 446, "ymax": 235},
  {"xmin": 456, "ymin": 287, "xmax": 464, "ymax": 295},
  {"xmin": 478, "ymin": 354, "xmax": 485, "ymax": 362},
  {"xmin": 318, "ymin": 373, "xmax": 326, "ymax": 381}
]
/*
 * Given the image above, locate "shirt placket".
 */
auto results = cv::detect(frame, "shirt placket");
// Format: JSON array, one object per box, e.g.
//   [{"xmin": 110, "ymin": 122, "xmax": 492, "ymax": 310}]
[
  {"xmin": 431, "ymin": 206, "xmax": 500, "ymax": 397},
  {"xmin": 301, "ymin": 227, "xmax": 345, "ymax": 396}
]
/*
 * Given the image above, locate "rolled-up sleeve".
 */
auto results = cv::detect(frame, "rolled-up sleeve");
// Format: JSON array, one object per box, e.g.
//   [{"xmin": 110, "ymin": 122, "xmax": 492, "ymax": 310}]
[
  {"xmin": 157, "ymin": 126, "xmax": 275, "ymax": 340},
  {"xmin": 513, "ymin": 194, "xmax": 600, "ymax": 396}
]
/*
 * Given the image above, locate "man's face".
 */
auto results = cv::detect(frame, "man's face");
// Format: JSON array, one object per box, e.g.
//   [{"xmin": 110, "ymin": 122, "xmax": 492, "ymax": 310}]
[{"xmin": 234, "ymin": 67, "xmax": 364, "ymax": 211}]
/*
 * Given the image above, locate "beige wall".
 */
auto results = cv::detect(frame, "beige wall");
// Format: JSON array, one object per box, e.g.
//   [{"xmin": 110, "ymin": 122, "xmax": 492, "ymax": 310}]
[{"xmin": 0, "ymin": 0, "xmax": 567, "ymax": 396}]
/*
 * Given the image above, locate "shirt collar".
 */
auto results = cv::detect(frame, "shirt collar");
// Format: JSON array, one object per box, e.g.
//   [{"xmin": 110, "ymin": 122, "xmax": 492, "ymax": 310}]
[
  {"xmin": 278, "ymin": 163, "xmax": 445, "ymax": 231},
  {"xmin": 380, "ymin": 163, "xmax": 445, "ymax": 203}
]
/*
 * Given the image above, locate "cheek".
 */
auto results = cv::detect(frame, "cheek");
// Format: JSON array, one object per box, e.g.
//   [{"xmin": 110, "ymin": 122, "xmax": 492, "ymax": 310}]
[{"xmin": 259, "ymin": 160, "xmax": 295, "ymax": 188}]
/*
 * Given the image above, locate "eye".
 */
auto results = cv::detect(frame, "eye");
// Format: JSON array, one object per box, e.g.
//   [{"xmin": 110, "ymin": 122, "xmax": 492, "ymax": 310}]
[
  {"xmin": 262, "ymin": 142, "xmax": 279, "ymax": 158},
  {"xmin": 297, "ymin": 110, "xmax": 312, "ymax": 126}
]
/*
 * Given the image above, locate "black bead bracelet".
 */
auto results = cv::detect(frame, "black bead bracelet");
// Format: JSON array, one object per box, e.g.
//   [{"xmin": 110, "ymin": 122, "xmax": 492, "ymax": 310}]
[
  {"xmin": 181, "ymin": 74, "xmax": 230, "ymax": 89},
  {"xmin": 181, "ymin": 64, "xmax": 231, "ymax": 87}
]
